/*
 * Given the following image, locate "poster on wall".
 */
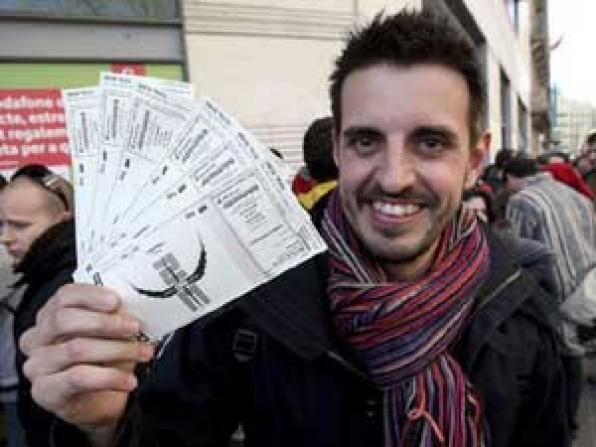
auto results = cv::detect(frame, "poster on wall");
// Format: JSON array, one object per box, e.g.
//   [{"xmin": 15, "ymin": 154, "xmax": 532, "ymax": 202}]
[
  {"xmin": 0, "ymin": 88, "xmax": 69, "ymax": 175},
  {"xmin": 0, "ymin": 62, "xmax": 184, "ymax": 180}
]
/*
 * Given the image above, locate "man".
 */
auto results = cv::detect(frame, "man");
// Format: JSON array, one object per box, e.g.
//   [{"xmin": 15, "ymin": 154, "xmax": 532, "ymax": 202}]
[
  {"xmin": 294, "ymin": 116, "xmax": 338, "ymax": 209},
  {"xmin": 0, "ymin": 167, "xmax": 75, "ymax": 447},
  {"xmin": 504, "ymin": 156, "xmax": 596, "ymax": 434},
  {"xmin": 20, "ymin": 11, "xmax": 567, "ymax": 447},
  {"xmin": 0, "ymin": 174, "xmax": 26, "ymax": 447},
  {"xmin": 577, "ymin": 131, "xmax": 596, "ymax": 196}
]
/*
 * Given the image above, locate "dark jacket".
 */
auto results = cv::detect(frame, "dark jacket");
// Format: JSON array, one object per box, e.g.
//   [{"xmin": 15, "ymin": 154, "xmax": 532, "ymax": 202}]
[
  {"xmin": 54, "ymin": 226, "xmax": 568, "ymax": 447},
  {"xmin": 14, "ymin": 220, "xmax": 76, "ymax": 447}
]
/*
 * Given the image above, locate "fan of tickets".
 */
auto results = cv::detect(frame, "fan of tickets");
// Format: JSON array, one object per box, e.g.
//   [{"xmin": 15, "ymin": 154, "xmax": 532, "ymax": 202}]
[{"xmin": 62, "ymin": 73, "xmax": 325, "ymax": 340}]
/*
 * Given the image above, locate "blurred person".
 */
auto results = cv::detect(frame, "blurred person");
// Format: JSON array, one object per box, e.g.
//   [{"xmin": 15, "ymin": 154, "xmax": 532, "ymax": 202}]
[
  {"xmin": 0, "ymin": 168, "xmax": 75, "ymax": 447},
  {"xmin": 542, "ymin": 160, "xmax": 594, "ymax": 200},
  {"xmin": 577, "ymin": 132, "xmax": 596, "ymax": 196},
  {"xmin": 536, "ymin": 151, "xmax": 570, "ymax": 166},
  {"xmin": 581, "ymin": 129, "xmax": 596, "ymax": 153},
  {"xmin": 504, "ymin": 156, "xmax": 596, "ymax": 435},
  {"xmin": 0, "ymin": 174, "xmax": 26, "ymax": 447},
  {"xmin": 20, "ymin": 11, "xmax": 568, "ymax": 447},
  {"xmin": 295, "ymin": 116, "xmax": 338, "ymax": 209},
  {"xmin": 462, "ymin": 187, "xmax": 496, "ymax": 224}
]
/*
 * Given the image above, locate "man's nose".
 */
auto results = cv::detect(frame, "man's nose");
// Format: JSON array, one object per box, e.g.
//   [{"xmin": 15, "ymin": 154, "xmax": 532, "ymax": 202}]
[{"xmin": 376, "ymin": 139, "xmax": 416, "ymax": 193}]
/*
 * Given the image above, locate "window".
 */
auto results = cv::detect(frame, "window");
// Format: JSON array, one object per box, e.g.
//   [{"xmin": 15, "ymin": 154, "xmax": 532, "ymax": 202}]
[
  {"xmin": 518, "ymin": 98, "xmax": 528, "ymax": 152},
  {"xmin": 0, "ymin": 0, "xmax": 179, "ymax": 20},
  {"xmin": 500, "ymin": 70, "xmax": 512, "ymax": 150},
  {"xmin": 504, "ymin": 0, "xmax": 520, "ymax": 32}
]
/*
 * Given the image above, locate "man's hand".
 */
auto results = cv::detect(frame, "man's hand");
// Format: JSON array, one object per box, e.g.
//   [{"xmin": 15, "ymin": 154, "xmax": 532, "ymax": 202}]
[{"xmin": 20, "ymin": 284, "xmax": 155, "ymax": 446}]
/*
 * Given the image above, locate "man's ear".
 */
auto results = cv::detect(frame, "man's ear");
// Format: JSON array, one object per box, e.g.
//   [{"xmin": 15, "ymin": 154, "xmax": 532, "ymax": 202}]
[{"xmin": 465, "ymin": 131, "xmax": 491, "ymax": 189}]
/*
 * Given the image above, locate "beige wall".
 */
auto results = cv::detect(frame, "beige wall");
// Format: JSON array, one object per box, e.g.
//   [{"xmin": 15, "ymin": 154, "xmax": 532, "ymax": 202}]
[
  {"xmin": 182, "ymin": 0, "xmax": 418, "ymax": 168},
  {"xmin": 182, "ymin": 0, "xmax": 531, "ymax": 166}
]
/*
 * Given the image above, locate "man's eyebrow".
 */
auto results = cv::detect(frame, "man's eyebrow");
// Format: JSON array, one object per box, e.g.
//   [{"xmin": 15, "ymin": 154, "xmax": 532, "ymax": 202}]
[
  {"xmin": 342, "ymin": 126, "xmax": 382, "ymax": 138},
  {"xmin": 411, "ymin": 125, "xmax": 459, "ymax": 143}
]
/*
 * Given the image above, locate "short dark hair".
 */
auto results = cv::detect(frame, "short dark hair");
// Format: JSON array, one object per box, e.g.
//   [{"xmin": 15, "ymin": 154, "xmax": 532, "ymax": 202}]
[
  {"xmin": 303, "ymin": 116, "xmax": 337, "ymax": 182},
  {"xmin": 330, "ymin": 10, "xmax": 485, "ymax": 144},
  {"xmin": 503, "ymin": 157, "xmax": 540, "ymax": 180},
  {"xmin": 494, "ymin": 149, "xmax": 515, "ymax": 169}
]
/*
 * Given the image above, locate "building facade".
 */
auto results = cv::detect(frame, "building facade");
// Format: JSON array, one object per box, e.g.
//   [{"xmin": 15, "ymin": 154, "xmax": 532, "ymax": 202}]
[
  {"xmin": 0, "ymin": 0, "xmax": 544, "ymax": 173},
  {"xmin": 552, "ymin": 95, "xmax": 596, "ymax": 154},
  {"xmin": 181, "ymin": 0, "xmax": 540, "ymax": 168}
]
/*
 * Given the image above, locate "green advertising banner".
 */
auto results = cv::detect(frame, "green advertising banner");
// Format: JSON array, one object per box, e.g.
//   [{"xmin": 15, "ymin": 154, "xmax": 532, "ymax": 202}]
[{"xmin": 0, "ymin": 62, "xmax": 184, "ymax": 88}]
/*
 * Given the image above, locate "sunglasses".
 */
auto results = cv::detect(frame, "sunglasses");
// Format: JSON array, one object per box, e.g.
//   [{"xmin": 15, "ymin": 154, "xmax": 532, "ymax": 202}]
[{"xmin": 36, "ymin": 174, "xmax": 70, "ymax": 211}]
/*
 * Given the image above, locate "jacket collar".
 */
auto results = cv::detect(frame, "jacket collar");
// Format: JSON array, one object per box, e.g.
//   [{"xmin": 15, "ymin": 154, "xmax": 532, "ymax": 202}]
[
  {"xmin": 237, "ymin": 226, "xmax": 553, "ymax": 373},
  {"xmin": 453, "ymin": 228, "xmax": 559, "ymax": 370},
  {"xmin": 15, "ymin": 220, "xmax": 76, "ymax": 288}
]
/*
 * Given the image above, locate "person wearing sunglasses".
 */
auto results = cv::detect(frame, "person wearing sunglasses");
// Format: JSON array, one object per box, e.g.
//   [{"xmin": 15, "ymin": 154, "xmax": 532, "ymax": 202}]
[{"xmin": 0, "ymin": 165, "xmax": 76, "ymax": 447}]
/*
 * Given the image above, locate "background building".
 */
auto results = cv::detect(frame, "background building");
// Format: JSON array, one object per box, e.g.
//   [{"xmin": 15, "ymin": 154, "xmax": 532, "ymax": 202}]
[
  {"xmin": 0, "ymin": 0, "xmax": 548, "ymax": 175},
  {"xmin": 552, "ymin": 95, "xmax": 596, "ymax": 154},
  {"xmin": 182, "ymin": 0, "xmax": 541, "ymax": 168}
]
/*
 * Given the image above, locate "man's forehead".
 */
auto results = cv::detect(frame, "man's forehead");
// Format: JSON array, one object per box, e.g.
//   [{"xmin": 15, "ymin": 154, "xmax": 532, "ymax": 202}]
[{"xmin": 338, "ymin": 64, "xmax": 470, "ymax": 136}]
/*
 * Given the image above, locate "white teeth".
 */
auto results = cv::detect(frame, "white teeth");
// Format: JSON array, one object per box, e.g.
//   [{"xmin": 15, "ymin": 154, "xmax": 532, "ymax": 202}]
[{"xmin": 373, "ymin": 201, "xmax": 421, "ymax": 217}]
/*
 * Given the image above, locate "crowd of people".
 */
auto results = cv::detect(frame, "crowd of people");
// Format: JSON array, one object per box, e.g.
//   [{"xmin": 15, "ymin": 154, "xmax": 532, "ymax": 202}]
[{"xmin": 0, "ymin": 9, "xmax": 595, "ymax": 447}]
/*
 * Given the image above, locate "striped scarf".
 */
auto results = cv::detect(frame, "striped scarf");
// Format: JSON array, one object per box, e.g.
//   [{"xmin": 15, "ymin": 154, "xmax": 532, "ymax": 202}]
[{"xmin": 321, "ymin": 191, "xmax": 490, "ymax": 446}]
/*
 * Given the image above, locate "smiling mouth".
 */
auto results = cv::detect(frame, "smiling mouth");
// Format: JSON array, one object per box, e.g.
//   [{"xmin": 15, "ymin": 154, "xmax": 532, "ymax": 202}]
[{"xmin": 372, "ymin": 201, "xmax": 422, "ymax": 218}]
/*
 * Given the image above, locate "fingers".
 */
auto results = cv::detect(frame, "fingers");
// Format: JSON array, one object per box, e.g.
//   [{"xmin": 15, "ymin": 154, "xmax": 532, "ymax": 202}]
[
  {"xmin": 20, "ymin": 284, "xmax": 140, "ymax": 357},
  {"xmin": 20, "ymin": 283, "xmax": 146, "ymax": 430},
  {"xmin": 36, "ymin": 283, "xmax": 121, "ymax": 325},
  {"xmin": 30, "ymin": 364, "xmax": 137, "ymax": 413},
  {"xmin": 23, "ymin": 338, "xmax": 155, "ymax": 381},
  {"xmin": 21, "ymin": 307, "xmax": 140, "ymax": 356}
]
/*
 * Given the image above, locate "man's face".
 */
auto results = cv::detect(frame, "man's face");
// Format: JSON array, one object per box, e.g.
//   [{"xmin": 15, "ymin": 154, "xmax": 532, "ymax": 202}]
[
  {"xmin": 0, "ymin": 180, "xmax": 66, "ymax": 264},
  {"xmin": 504, "ymin": 175, "xmax": 525, "ymax": 194},
  {"xmin": 333, "ymin": 63, "xmax": 486, "ymax": 279},
  {"xmin": 465, "ymin": 196, "xmax": 488, "ymax": 222}
]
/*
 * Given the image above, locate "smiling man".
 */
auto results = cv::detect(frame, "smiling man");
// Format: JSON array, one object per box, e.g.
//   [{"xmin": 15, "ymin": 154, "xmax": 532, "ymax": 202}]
[
  {"xmin": 20, "ymin": 10, "xmax": 568, "ymax": 447},
  {"xmin": 332, "ymin": 63, "xmax": 484, "ymax": 279}
]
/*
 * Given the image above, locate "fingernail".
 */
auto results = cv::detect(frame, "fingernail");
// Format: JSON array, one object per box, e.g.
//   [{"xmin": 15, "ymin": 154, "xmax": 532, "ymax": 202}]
[
  {"xmin": 127, "ymin": 375, "xmax": 138, "ymax": 389},
  {"xmin": 139, "ymin": 343, "xmax": 154, "ymax": 360}
]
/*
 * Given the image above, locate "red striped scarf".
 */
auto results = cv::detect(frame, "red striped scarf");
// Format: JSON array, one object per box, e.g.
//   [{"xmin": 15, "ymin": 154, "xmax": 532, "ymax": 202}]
[{"xmin": 321, "ymin": 190, "xmax": 490, "ymax": 446}]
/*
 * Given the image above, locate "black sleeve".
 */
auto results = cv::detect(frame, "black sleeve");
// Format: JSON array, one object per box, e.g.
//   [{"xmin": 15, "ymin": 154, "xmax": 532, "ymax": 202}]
[
  {"xmin": 509, "ymin": 313, "xmax": 570, "ymax": 447},
  {"xmin": 471, "ymin": 302, "xmax": 570, "ymax": 447}
]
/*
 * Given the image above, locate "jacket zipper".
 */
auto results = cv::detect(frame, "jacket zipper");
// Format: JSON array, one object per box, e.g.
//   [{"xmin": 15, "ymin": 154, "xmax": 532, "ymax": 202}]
[{"xmin": 472, "ymin": 269, "xmax": 522, "ymax": 318}]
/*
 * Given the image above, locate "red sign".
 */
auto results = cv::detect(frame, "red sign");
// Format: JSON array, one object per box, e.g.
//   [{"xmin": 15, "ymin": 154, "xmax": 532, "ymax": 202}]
[
  {"xmin": 0, "ymin": 89, "xmax": 70, "ymax": 170},
  {"xmin": 111, "ymin": 63, "xmax": 146, "ymax": 76}
]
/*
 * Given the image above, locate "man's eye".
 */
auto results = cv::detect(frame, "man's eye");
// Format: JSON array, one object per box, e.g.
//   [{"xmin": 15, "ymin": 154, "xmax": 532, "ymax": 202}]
[
  {"xmin": 8, "ymin": 222, "xmax": 28, "ymax": 230},
  {"xmin": 417, "ymin": 135, "xmax": 447, "ymax": 152},
  {"xmin": 347, "ymin": 135, "xmax": 378, "ymax": 155}
]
